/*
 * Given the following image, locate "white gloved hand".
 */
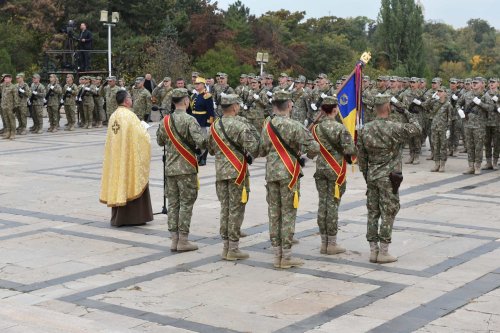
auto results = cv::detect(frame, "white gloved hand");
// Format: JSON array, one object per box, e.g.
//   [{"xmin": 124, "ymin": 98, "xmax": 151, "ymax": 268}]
[
  {"xmin": 412, "ymin": 98, "xmax": 421, "ymax": 106},
  {"xmin": 458, "ymin": 108, "xmax": 466, "ymax": 119},
  {"xmin": 452, "ymin": 94, "xmax": 458, "ymax": 101},
  {"xmin": 66, "ymin": 87, "xmax": 72, "ymax": 92},
  {"xmin": 32, "ymin": 91, "xmax": 38, "ymax": 95},
  {"xmin": 78, "ymin": 97, "xmax": 82, "ymax": 102},
  {"xmin": 120, "ymin": 87, "xmax": 126, "ymax": 91},
  {"xmin": 266, "ymin": 91, "xmax": 273, "ymax": 97},
  {"xmin": 49, "ymin": 85, "xmax": 54, "ymax": 90},
  {"xmin": 320, "ymin": 93, "xmax": 328, "ymax": 99},
  {"xmin": 304, "ymin": 119, "xmax": 309, "ymax": 127},
  {"xmin": 60, "ymin": 98, "xmax": 64, "ymax": 104},
  {"xmin": 446, "ymin": 130, "xmax": 450, "ymax": 139},
  {"xmin": 192, "ymin": 89, "xmax": 197, "ymax": 95},
  {"xmin": 43, "ymin": 98, "xmax": 47, "ymax": 104},
  {"xmin": 497, "ymin": 107, "xmax": 500, "ymax": 114},
  {"xmin": 310, "ymin": 103, "xmax": 318, "ymax": 111},
  {"xmin": 268, "ymin": 98, "xmax": 273, "ymax": 103},
  {"xmin": 391, "ymin": 96, "xmax": 398, "ymax": 104},
  {"xmin": 213, "ymin": 101, "xmax": 217, "ymax": 108},
  {"xmin": 19, "ymin": 88, "xmax": 25, "ymax": 93},
  {"xmin": 492, "ymin": 96, "xmax": 498, "ymax": 102},
  {"xmin": 432, "ymin": 92, "xmax": 439, "ymax": 100},
  {"xmin": 473, "ymin": 97, "xmax": 481, "ymax": 105},
  {"xmin": 253, "ymin": 93, "xmax": 259, "ymax": 100},
  {"xmin": 85, "ymin": 87, "xmax": 90, "ymax": 91},
  {"xmin": 243, "ymin": 105, "xmax": 248, "ymax": 110}
]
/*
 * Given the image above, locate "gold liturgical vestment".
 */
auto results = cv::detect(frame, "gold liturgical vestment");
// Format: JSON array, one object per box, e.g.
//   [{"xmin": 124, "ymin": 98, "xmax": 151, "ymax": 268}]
[{"xmin": 100, "ymin": 106, "xmax": 151, "ymax": 207}]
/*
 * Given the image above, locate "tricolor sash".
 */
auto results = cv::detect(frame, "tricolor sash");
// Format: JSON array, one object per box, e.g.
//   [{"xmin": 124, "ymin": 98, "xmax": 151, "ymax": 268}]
[
  {"xmin": 163, "ymin": 115, "xmax": 198, "ymax": 172},
  {"xmin": 312, "ymin": 124, "xmax": 346, "ymax": 199}
]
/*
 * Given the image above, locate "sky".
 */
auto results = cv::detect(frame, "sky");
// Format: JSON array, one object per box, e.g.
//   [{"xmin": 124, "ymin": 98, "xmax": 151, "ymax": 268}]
[{"xmin": 213, "ymin": 0, "xmax": 500, "ymax": 29}]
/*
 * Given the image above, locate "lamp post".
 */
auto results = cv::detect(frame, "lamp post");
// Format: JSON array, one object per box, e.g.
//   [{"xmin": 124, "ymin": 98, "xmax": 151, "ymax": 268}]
[
  {"xmin": 256, "ymin": 52, "xmax": 269, "ymax": 76},
  {"xmin": 100, "ymin": 10, "xmax": 119, "ymax": 77}
]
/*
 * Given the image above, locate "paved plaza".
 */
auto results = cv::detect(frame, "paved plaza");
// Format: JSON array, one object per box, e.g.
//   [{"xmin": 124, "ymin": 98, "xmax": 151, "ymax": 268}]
[{"xmin": 0, "ymin": 117, "xmax": 499, "ymax": 333}]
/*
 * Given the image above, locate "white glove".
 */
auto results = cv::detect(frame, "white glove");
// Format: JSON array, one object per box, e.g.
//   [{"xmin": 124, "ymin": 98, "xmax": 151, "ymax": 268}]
[
  {"xmin": 310, "ymin": 103, "xmax": 318, "ymax": 111},
  {"xmin": 432, "ymin": 92, "xmax": 439, "ymax": 100},
  {"xmin": 458, "ymin": 108, "xmax": 465, "ymax": 119},
  {"xmin": 304, "ymin": 119, "xmax": 309, "ymax": 127},
  {"xmin": 492, "ymin": 96, "xmax": 498, "ymax": 102},
  {"xmin": 213, "ymin": 101, "xmax": 217, "ymax": 108},
  {"xmin": 120, "ymin": 87, "xmax": 126, "ymax": 91},
  {"xmin": 19, "ymin": 88, "xmax": 25, "ymax": 93},
  {"xmin": 266, "ymin": 91, "xmax": 273, "ymax": 97},
  {"xmin": 412, "ymin": 98, "xmax": 421, "ymax": 106},
  {"xmin": 391, "ymin": 96, "xmax": 398, "ymax": 104},
  {"xmin": 78, "ymin": 97, "xmax": 82, "ymax": 102},
  {"xmin": 49, "ymin": 85, "xmax": 54, "ymax": 90},
  {"xmin": 95, "ymin": 87, "xmax": 99, "ymax": 92},
  {"xmin": 320, "ymin": 93, "xmax": 328, "ymax": 99},
  {"xmin": 497, "ymin": 107, "xmax": 500, "ymax": 114},
  {"xmin": 253, "ymin": 93, "xmax": 259, "ymax": 100},
  {"xmin": 192, "ymin": 89, "xmax": 197, "ymax": 95},
  {"xmin": 451, "ymin": 94, "xmax": 458, "ymax": 101},
  {"xmin": 66, "ymin": 87, "xmax": 72, "ymax": 92},
  {"xmin": 446, "ymin": 130, "xmax": 450, "ymax": 139},
  {"xmin": 60, "ymin": 98, "xmax": 64, "ymax": 104},
  {"xmin": 32, "ymin": 91, "xmax": 38, "ymax": 95},
  {"xmin": 43, "ymin": 98, "xmax": 47, "ymax": 104},
  {"xmin": 243, "ymin": 105, "xmax": 248, "ymax": 110},
  {"xmin": 268, "ymin": 98, "xmax": 273, "ymax": 103},
  {"xmin": 85, "ymin": 87, "xmax": 90, "ymax": 91},
  {"xmin": 473, "ymin": 97, "xmax": 481, "ymax": 105}
]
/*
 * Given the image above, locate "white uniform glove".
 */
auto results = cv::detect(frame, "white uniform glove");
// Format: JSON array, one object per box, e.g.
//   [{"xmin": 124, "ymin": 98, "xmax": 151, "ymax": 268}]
[
  {"xmin": 32, "ymin": 91, "xmax": 38, "ymax": 95},
  {"xmin": 412, "ymin": 98, "xmax": 421, "ymax": 106},
  {"xmin": 60, "ymin": 98, "xmax": 64, "ymax": 104},
  {"xmin": 497, "ymin": 107, "xmax": 500, "ymax": 114},
  {"xmin": 320, "ymin": 93, "xmax": 328, "ymax": 99},
  {"xmin": 49, "ymin": 85, "xmax": 54, "ymax": 90},
  {"xmin": 432, "ymin": 92, "xmax": 439, "ymax": 100},
  {"xmin": 43, "ymin": 98, "xmax": 47, "ymax": 104},
  {"xmin": 120, "ymin": 87, "xmax": 126, "ymax": 91},
  {"xmin": 213, "ymin": 101, "xmax": 217, "ymax": 109},
  {"xmin": 78, "ymin": 97, "xmax": 82, "ymax": 102},
  {"xmin": 391, "ymin": 96, "xmax": 398, "ymax": 104},
  {"xmin": 473, "ymin": 97, "xmax": 481, "ymax": 105},
  {"xmin": 268, "ymin": 98, "xmax": 272, "ymax": 103},
  {"xmin": 66, "ymin": 87, "xmax": 72, "ymax": 92},
  {"xmin": 253, "ymin": 93, "xmax": 259, "ymax": 100},
  {"xmin": 304, "ymin": 119, "xmax": 309, "ymax": 127},
  {"xmin": 19, "ymin": 88, "xmax": 25, "ymax": 93},
  {"xmin": 243, "ymin": 105, "xmax": 248, "ymax": 110},
  {"xmin": 266, "ymin": 91, "xmax": 273, "ymax": 97},
  {"xmin": 452, "ymin": 94, "xmax": 458, "ymax": 101},
  {"xmin": 446, "ymin": 130, "xmax": 450, "ymax": 139},
  {"xmin": 492, "ymin": 96, "xmax": 498, "ymax": 102},
  {"xmin": 458, "ymin": 108, "xmax": 466, "ymax": 119},
  {"xmin": 192, "ymin": 89, "xmax": 197, "ymax": 95},
  {"xmin": 85, "ymin": 87, "xmax": 90, "ymax": 91},
  {"xmin": 310, "ymin": 103, "xmax": 318, "ymax": 111}
]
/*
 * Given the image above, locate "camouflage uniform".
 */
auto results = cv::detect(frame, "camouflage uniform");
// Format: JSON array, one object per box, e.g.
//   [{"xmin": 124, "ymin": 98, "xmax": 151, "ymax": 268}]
[
  {"xmin": 93, "ymin": 81, "xmax": 105, "ymax": 126},
  {"xmin": 483, "ymin": 87, "xmax": 499, "ymax": 168},
  {"xmin": 62, "ymin": 82, "xmax": 78, "ymax": 130},
  {"xmin": 30, "ymin": 80, "xmax": 46, "ymax": 133},
  {"xmin": 45, "ymin": 81, "xmax": 62, "ymax": 131},
  {"xmin": 82, "ymin": 81, "xmax": 96, "ymax": 128},
  {"xmin": 400, "ymin": 82, "xmax": 424, "ymax": 163},
  {"xmin": 422, "ymin": 87, "xmax": 438, "ymax": 153},
  {"xmin": 104, "ymin": 83, "xmax": 120, "ymax": 119},
  {"xmin": 430, "ymin": 100, "xmax": 453, "ymax": 166},
  {"xmin": 1, "ymin": 79, "xmax": 18, "ymax": 139},
  {"xmin": 156, "ymin": 89, "xmax": 207, "ymax": 236},
  {"xmin": 15, "ymin": 77, "xmax": 31, "ymax": 134},
  {"xmin": 214, "ymin": 82, "xmax": 235, "ymax": 117},
  {"xmin": 132, "ymin": 86, "xmax": 152, "ymax": 120},
  {"xmin": 245, "ymin": 87, "xmax": 269, "ymax": 131},
  {"xmin": 358, "ymin": 94, "xmax": 421, "ymax": 262},
  {"xmin": 291, "ymin": 86, "xmax": 309, "ymax": 125}
]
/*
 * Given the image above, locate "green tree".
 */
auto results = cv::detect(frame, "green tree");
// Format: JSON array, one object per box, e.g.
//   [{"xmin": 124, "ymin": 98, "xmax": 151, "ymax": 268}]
[{"xmin": 224, "ymin": 1, "xmax": 254, "ymax": 47}]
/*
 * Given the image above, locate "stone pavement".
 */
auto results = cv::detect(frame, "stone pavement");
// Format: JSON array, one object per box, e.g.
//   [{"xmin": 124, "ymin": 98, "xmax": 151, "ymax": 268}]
[{"xmin": 0, "ymin": 118, "xmax": 499, "ymax": 333}]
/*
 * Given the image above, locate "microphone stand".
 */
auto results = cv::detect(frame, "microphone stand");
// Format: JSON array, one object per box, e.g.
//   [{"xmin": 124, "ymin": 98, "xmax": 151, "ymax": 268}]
[{"xmin": 152, "ymin": 106, "xmax": 168, "ymax": 215}]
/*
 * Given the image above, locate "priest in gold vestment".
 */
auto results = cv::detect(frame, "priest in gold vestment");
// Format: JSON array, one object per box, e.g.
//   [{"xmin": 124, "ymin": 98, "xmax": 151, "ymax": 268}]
[{"xmin": 100, "ymin": 90, "xmax": 153, "ymax": 226}]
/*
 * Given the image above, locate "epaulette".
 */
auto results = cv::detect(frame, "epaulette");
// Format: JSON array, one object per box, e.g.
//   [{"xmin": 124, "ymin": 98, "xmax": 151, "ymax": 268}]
[{"xmin": 203, "ymin": 93, "xmax": 212, "ymax": 99}]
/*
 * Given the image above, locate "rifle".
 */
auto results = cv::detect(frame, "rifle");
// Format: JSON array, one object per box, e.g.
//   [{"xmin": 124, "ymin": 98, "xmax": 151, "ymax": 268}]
[
  {"xmin": 44, "ymin": 84, "xmax": 56, "ymax": 106},
  {"xmin": 27, "ymin": 85, "xmax": 39, "ymax": 118},
  {"xmin": 152, "ymin": 106, "xmax": 169, "ymax": 216}
]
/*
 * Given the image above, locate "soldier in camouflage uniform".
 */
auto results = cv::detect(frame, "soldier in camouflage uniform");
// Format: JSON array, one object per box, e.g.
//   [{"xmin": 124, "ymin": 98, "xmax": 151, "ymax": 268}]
[
  {"xmin": 61, "ymin": 74, "xmax": 78, "ymax": 131},
  {"xmin": 363, "ymin": 76, "xmax": 388, "ymax": 124},
  {"xmin": 400, "ymin": 77, "xmax": 425, "ymax": 164},
  {"xmin": 312, "ymin": 96, "xmax": 356, "ymax": 255},
  {"xmin": 92, "ymin": 76, "xmax": 105, "ymax": 127},
  {"xmin": 259, "ymin": 91, "xmax": 320, "ymax": 269},
  {"xmin": 235, "ymin": 74, "xmax": 249, "ymax": 101},
  {"xmin": 291, "ymin": 75, "xmax": 309, "ymax": 125},
  {"xmin": 422, "ymin": 78, "xmax": 441, "ymax": 159},
  {"xmin": 213, "ymin": 73, "xmax": 235, "ymax": 117},
  {"xmin": 358, "ymin": 93, "xmax": 421, "ymax": 264},
  {"xmin": 132, "ymin": 77, "xmax": 152, "ymax": 121},
  {"xmin": 151, "ymin": 77, "xmax": 173, "ymax": 114},
  {"xmin": 208, "ymin": 94, "xmax": 260, "ymax": 260},
  {"xmin": 81, "ymin": 76, "xmax": 96, "ymax": 129},
  {"xmin": 457, "ymin": 77, "xmax": 490, "ymax": 174},
  {"xmin": 104, "ymin": 76, "xmax": 120, "ymax": 120},
  {"xmin": 1, "ymin": 74, "xmax": 18, "ymax": 140},
  {"xmin": 448, "ymin": 78, "xmax": 463, "ymax": 156},
  {"xmin": 157, "ymin": 88, "xmax": 207, "ymax": 252},
  {"xmin": 308, "ymin": 73, "xmax": 336, "ymax": 124},
  {"xmin": 46, "ymin": 74, "xmax": 63, "ymax": 132},
  {"xmin": 429, "ymin": 87, "xmax": 453, "ymax": 172},
  {"xmin": 272, "ymin": 73, "xmax": 291, "ymax": 92},
  {"xmin": 30, "ymin": 74, "xmax": 46, "ymax": 134},
  {"xmin": 243, "ymin": 77, "xmax": 269, "ymax": 131},
  {"xmin": 482, "ymin": 78, "xmax": 499, "ymax": 170},
  {"xmin": 14, "ymin": 73, "xmax": 31, "ymax": 135}
]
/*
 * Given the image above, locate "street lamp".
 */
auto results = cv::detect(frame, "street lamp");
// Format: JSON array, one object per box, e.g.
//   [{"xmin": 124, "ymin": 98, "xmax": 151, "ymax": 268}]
[
  {"xmin": 100, "ymin": 10, "xmax": 119, "ymax": 77},
  {"xmin": 256, "ymin": 52, "xmax": 269, "ymax": 76}
]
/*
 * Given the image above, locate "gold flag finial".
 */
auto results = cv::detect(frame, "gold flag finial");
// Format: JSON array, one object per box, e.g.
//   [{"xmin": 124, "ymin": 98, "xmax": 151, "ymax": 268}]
[{"xmin": 360, "ymin": 52, "xmax": 371, "ymax": 65}]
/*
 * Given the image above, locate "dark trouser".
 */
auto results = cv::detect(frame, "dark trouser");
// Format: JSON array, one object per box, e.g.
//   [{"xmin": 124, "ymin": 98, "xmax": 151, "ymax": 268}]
[
  {"xmin": 80, "ymin": 49, "xmax": 91, "ymax": 70},
  {"xmin": 484, "ymin": 125, "xmax": 499, "ymax": 159}
]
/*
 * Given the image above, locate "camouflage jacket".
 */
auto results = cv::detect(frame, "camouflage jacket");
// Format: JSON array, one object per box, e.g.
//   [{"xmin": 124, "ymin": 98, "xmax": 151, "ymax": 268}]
[
  {"xmin": 62, "ymin": 83, "xmax": 78, "ymax": 106},
  {"xmin": 431, "ymin": 101, "xmax": 453, "ymax": 132},
  {"xmin": 82, "ymin": 84, "xmax": 96, "ymax": 106},
  {"xmin": 244, "ymin": 88, "xmax": 269, "ymax": 120},
  {"xmin": 30, "ymin": 83, "xmax": 46, "ymax": 106},
  {"xmin": 93, "ymin": 84, "xmax": 105, "ymax": 107},
  {"xmin": 156, "ymin": 109, "xmax": 207, "ymax": 176},
  {"xmin": 208, "ymin": 115, "xmax": 260, "ymax": 181},
  {"xmin": 132, "ymin": 87, "xmax": 152, "ymax": 118},
  {"xmin": 483, "ymin": 90, "xmax": 499, "ymax": 126},
  {"xmin": 160, "ymin": 87, "xmax": 173, "ymax": 113},
  {"xmin": 104, "ymin": 85, "xmax": 120, "ymax": 114},
  {"xmin": 357, "ymin": 111, "xmax": 421, "ymax": 182},
  {"xmin": 291, "ymin": 88, "xmax": 309, "ymax": 124},
  {"xmin": 259, "ymin": 114, "xmax": 320, "ymax": 182},
  {"xmin": 1, "ymin": 82, "xmax": 18, "ymax": 110},
  {"xmin": 313, "ymin": 117, "xmax": 357, "ymax": 180},
  {"xmin": 457, "ymin": 90, "xmax": 488, "ymax": 129},
  {"xmin": 46, "ymin": 83, "xmax": 63, "ymax": 107},
  {"xmin": 388, "ymin": 88, "xmax": 407, "ymax": 124},
  {"xmin": 15, "ymin": 82, "xmax": 31, "ymax": 108},
  {"xmin": 235, "ymin": 85, "xmax": 250, "ymax": 101}
]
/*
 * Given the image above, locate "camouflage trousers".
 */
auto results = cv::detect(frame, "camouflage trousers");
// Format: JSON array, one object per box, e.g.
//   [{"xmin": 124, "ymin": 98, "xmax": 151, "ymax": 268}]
[
  {"xmin": 2, "ymin": 106, "xmax": 16, "ymax": 133},
  {"xmin": 465, "ymin": 126, "xmax": 485, "ymax": 163},
  {"xmin": 65, "ymin": 104, "xmax": 77, "ymax": 126},
  {"xmin": 166, "ymin": 174, "xmax": 198, "ymax": 233},
  {"xmin": 266, "ymin": 179, "xmax": 298, "ymax": 250},
  {"xmin": 77, "ymin": 104, "xmax": 84, "ymax": 125},
  {"xmin": 431, "ymin": 128, "xmax": 448, "ymax": 162},
  {"xmin": 448, "ymin": 119, "xmax": 460, "ymax": 151},
  {"xmin": 366, "ymin": 177, "xmax": 400, "ymax": 244},
  {"xmin": 0, "ymin": 106, "xmax": 5, "ymax": 129},
  {"xmin": 94, "ymin": 101, "xmax": 105, "ymax": 122},
  {"xmin": 15, "ymin": 105, "xmax": 28, "ymax": 129},
  {"xmin": 423, "ymin": 117, "xmax": 433, "ymax": 152},
  {"xmin": 314, "ymin": 171, "xmax": 345, "ymax": 236},
  {"xmin": 216, "ymin": 179, "xmax": 247, "ymax": 242},
  {"xmin": 32, "ymin": 105, "xmax": 43, "ymax": 129},
  {"xmin": 83, "ymin": 104, "xmax": 94, "ymax": 126},
  {"xmin": 47, "ymin": 105, "xmax": 60, "ymax": 128},
  {"xmin": 408, "ymin": 115, "xmax": 423, "ymax": 156},
  {"xmin": 484, "ymin": 126, "xmax": 499, "ymax": 159}
]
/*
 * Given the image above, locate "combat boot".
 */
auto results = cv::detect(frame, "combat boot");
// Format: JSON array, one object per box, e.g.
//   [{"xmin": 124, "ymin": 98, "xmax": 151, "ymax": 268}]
[
  {"xmin": 273, "ymin": 247, "xmax": 282, "ymax": 268},
  {"xmin": 292, "ymin": 238, "xmax": 300, "ymax": 245},
  {"xmin": 8, "ymin": 131, "xmax": 15, "ymax": 140},
  {"xmin": 493, "ymin": 158, "xmax": 498, "ymax": 170},
  {"xmin": 52, "ymin": 126, "xmax": 58, "ymax": 133},
  {"xmin": 377, "ymin": 242, "xmax": 397, "ymax": 264},
  {"xmin": 280, "ymin": 248, "xmax": 304, "ymax": 269},
  {"xmin": 320, "ymin": 234, "xmax": 327, "ymax": 254},
  {"xmin": 86, "ymin": 124, "xmax": 92, "ymax": 129},
  {"xmin": 481, "ymin": 159, "xmax": 493, "ymax": 170},
  {"xmin": 35, "ymin": 128, "xmax": 43, "ymax": 134},
  {"xmin": 2, "ymin": 131, "xmax": 10, "ymax": 139},
  {"xmin": 459, "ymin": 147, "xmax": 467, "ymax": 153},
  {"xmin": 412, "ymin": 155, "xmax": 420, "ymax": 165},
  {"xmin": 430, "ymin": 161, "xmax": 440, "ymax": 172},
  {"xmin": 96, "ymin": 121, "xmax": 103, "ymax": 128},
  {"xmin": 226, "ymin": 241, "xmax": 249, "ymax": 261},
  {"xmin": 239, "ymin": 230, "xmax": 248, "ymax": 238},
  {"xmin": 19, "ymin": 128, "xmax": 27, "ymax": 135},
  {"xmin": 221, "ymin": 240, "xmax": 229, "ymax": 259},
  {"xmin": 326, "ymin": 235, "xmax": 346, "ymax": 255},
  {"xmin": 369, "ymin": 242, "xmax": 379, "ymax": 263},
  {"xmin": 169, "ymin": 232, "xmax": 178, "ymax": 252},
  {"xmin": 0, "ymin": 128, "xmax": 4, "ymax": 134},
  {"xmin": 426, "ymin": 152, "xmax": 434, "ymax": 160},
  {"xmin": 176, "ymin": 232, "xmax": 198, "ymax": 252},
  {"xmin": 68, "ymin": 124, "xmax": 75, "ymax": 131},
  {"xmin": 47, "ymin": 126, "xmax": 54, "ymax": 133},
  {"xmin": 404, "ymin": 154, "xmax": 414, "ymax": 164},
  {"xmin": 463, "ymin": 162, "xmax": 474, "ymax": 174},
  {"xmin": 438, "ymin": 161, "xmax": 446, "ymax": 172},
  {"xmin": 474, "ymin": 163, "xmax": 482, "ymax": 175}
]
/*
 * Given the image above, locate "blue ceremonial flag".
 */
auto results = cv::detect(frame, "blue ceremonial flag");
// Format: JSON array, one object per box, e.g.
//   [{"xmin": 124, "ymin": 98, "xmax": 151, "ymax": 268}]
[{"xmin": 337, "ymin": 63, "xmax": 362, "ymax": 138}]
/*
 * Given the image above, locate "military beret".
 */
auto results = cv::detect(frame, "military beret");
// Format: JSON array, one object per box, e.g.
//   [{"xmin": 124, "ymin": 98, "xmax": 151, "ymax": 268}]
[
  {"xmin": 317, "ymin": 73, "xmax": 328, "ymax": 79},
  {"xmin": 272, "ymin": 90, "xmax": 292, "ymax": 102},
  {"xmin": 374, "ymin": 93, "xmax": 391, "ymax": 105},
  {"xmin": 321, "ymin": 95, "xmax": 338, "ymax": 105},
  {"xmin": 191, "ymin": 72, "xmax": 199, "ymax": 77},
  {"xmin": 135, "ymin": 76, "xmax": 145, "ymax": 83},
  {"xmin": 194, "ymin": 77, "xmax": 206, "ymax": 84},
  {"xmin": 220, "ymin": 94, "xmax": 241, "ymax": 106},
  {"xmin": 163, "ymin": 76, "xmax": 171, "ymax": 82},
  {"xmin": 240, "ymin": 74, "xmax": 247, "ymax": 78},
  {"xmin": 107, "ymin": 76, "xmax": 117, "ymax": 81},
  {"xmin": 363, "ymin": 75, "xmax": 370, "ymax": 81},
  {"xmin": 431, "ymin": 77, "xmax": 442, "ymax": 83},
  {"xmin": 172, "ymin": 88, "xmax": 189, "ymax": 98},
  {"xmin": 16, "ymin": 73, "xmax": 25, "ymax": 78},
  {"xmin": 219, "ymin": 73, "xmax": 228, "ymax": 78},
  {"xmin": 410, "ymin": 77, "xmax": 419, "ymax": 82},
  {"xmin": 280, "ymin": 72, "xmax": 288, "ymax": 78},
  {"xmin": 32, "ymin": 73, "xmax": 41, "ymax": 79}
]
